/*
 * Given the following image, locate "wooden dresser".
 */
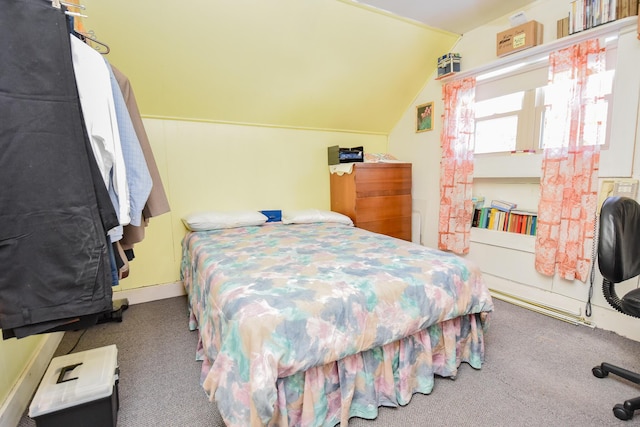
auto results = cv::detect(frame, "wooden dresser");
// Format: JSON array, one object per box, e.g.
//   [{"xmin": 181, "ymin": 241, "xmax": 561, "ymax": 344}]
[{"xmin": 330, "ymin": 163, "xmax": 412, "ymax": 241}]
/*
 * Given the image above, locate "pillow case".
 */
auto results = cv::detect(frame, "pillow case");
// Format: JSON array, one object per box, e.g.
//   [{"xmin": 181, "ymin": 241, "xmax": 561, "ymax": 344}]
[
  {"xmin": 281, "ymin": 209, "xmax": 353, "ymax": 226},
  {"xmin": 182, "ymin": 210, "xmax": 268, "ymax": 231}
]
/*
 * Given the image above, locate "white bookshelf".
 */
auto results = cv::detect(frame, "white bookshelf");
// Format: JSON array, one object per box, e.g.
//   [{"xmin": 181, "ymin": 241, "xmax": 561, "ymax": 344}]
[{"xmin": 470, "ymin": 227, "xmax": 536, "ymax": 253}]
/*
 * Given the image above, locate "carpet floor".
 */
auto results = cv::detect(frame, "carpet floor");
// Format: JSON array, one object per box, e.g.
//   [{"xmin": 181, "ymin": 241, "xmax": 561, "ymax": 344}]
[{"xmin": 17, "ymin": 295, "xmax": 640, "ymax": 426}]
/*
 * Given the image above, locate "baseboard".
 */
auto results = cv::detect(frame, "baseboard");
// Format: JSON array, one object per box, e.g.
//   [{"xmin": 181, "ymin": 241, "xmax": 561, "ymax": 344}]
[
  {"xmin": 0, "ymin": 332, "xmax": 63, "ymax": 427},
  {"xmin": 0, "ymin": 282, "xmax": 184, "ymax": 427},
  {"xmin": 113, "ymin": 281, "xmax": 185, "ymax": 305}
]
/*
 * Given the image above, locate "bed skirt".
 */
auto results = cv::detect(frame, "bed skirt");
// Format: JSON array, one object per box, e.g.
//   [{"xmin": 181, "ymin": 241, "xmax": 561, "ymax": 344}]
[{"xmin": 194, "ymin": 311, "xmax": 488, "ymax": 426}]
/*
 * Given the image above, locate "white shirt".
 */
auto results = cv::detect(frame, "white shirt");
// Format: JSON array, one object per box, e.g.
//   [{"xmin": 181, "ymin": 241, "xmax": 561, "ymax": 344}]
[{"xmin": 70, "ymin": 35, "xmax": 130, "ymax": 226}]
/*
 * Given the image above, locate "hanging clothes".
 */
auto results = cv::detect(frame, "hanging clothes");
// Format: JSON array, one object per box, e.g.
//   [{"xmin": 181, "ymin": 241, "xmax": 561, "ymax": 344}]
[
  {"xmin": 70, "ymin": 34, "xmax": 130, "ymax": 226},
  {"xmin": 105, "ymin": 62, "xmax": 153, "ymax": 230},
  {"xmin": 0, "ymin": 0, "xmax": 117, "ymax": 338},
  {"xmin": 111, "ymin": 65, "xmax": 171, "ymax": 250}
]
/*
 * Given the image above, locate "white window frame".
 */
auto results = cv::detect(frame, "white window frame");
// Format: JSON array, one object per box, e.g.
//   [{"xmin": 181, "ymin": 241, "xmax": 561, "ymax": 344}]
[
  {"xmin": 474, "ymin": 89, "xmax": 540, "ymax": 155},
  {"xmin": 441, "ymin": 16, "xmax": 639, "ymax": 179}
]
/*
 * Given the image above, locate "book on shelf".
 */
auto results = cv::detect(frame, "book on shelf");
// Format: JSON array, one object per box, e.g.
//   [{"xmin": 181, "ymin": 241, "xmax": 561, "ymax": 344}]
[
  {"xmin": 510, "ymin": 208, "xmax": 538, "ymax": 216},
  {"xmin": 490, "ymin": 199, "xmax": 517, "ymax": 212},
  {"xmin": 497, "ymin": 210, "xmax": 507, "ymax": 231},
  {"xmin": 488, "ymin": 208, "xmax": 499, "ymax": 230},
  {"xmin": 472, "ymin": 196, "xmax": 485, "ymax": 211},
  {"xmin": 472, "ymin": 208, "xmax": 481, "ymax": 227},
  {"xmin": 569, "ymin": 0, "xmax": 621, "ymax": 34},
  {"xmin": 478, "ymin": 207, "xmax": 491, "ymax": 229},
  {"xmin": 471, "ymin": 206, "xmax": 537, "ymax": 236}
]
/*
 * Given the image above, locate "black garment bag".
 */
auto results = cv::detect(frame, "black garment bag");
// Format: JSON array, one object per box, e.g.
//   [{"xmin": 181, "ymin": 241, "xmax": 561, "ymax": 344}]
[{"xmin": 0, "ymin": 0, "xmax": 119, "ymax": 338}]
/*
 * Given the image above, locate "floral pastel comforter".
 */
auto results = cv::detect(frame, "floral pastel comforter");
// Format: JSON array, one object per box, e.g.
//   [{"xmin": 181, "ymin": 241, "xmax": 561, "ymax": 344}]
[{"xmin": 181, "ymin": 222, "xmax": 493, "ymax": 426}]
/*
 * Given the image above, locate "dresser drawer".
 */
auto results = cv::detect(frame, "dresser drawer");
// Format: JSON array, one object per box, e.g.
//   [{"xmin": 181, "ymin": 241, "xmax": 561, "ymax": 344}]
[
  {"xmin": 330, "ymin": 162, "xmax": 412, "ymax": 241},
  {"xmin": 358, "ymin": 216, "xmax": 412, "ymax": 241},
  {"xmin": 355, "ymin": 195, "xmax": 412, "ymax": 223},
  {"xmin": 354, "ymin": 164, "xmax": 411, "ymax": 198}
]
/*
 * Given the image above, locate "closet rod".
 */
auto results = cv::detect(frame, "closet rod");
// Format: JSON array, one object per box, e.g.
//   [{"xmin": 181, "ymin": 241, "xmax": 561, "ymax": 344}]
[
  {"xmin": 60, "ymin": 1, "xmax": 86, "ymax": 9},
  {"xmin": 51, "ymin": 0, "xmax": 88, "ymax": 17}
]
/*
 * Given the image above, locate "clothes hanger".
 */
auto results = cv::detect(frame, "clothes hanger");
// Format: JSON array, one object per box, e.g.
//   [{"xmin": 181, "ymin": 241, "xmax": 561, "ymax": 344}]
[
  {"xmin": 78, "ymin": 31, "xmax": 111, "ymax": 55},
  {"xmin": 52, "ymin": 0, "xmax": 87, "ymax": 17},
  {"xmin": 55, "ymin": 0, "xmax": 111, "ymax": 55}
]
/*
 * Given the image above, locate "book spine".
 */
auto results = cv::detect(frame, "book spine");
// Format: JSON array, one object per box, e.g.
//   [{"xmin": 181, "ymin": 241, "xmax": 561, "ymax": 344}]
[{"xmin": 481, "ymin": 207, "xmax": 491, "ymax": 228}]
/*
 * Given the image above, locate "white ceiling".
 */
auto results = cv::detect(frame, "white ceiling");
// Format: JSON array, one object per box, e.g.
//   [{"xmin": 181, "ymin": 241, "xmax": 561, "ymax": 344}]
[{"xmin": 352, "ymin": 0, "xmax": 538, "ymax": 34}]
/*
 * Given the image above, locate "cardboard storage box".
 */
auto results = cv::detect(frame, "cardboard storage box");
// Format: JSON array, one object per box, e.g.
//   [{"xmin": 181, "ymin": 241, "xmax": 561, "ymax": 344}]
[
  {"xmin": 437, "ymin": 53, "xmax": 461, "ymax": 77},
  {"xmin": 496, "ymin": 20, "xmax": 543, "ymax": 57},
  {"xmin": 29, "ymin": 345, "xmax": 119, "ymax": 427}
]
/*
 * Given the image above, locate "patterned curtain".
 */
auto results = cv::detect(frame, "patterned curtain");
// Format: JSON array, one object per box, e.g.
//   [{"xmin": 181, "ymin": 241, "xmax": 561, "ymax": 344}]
[
  {"xmin": 438, "ymin": 77, "xmax": 476, "ymax": 254},
  {"xmin": 535, "ymin": 39, "xmax": 608, "ymax": 282}
]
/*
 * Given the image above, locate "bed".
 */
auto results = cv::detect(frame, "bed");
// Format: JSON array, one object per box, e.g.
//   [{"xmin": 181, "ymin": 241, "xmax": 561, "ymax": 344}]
[{"xmin": 180, "ymin": 211, "xmax": 493, "ymax": 426}]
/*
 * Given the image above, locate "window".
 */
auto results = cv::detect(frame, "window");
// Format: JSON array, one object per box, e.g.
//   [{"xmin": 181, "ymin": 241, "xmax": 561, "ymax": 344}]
[
  {"xmin": 475, "ymin": 91, "xmax": 530, "ymax": 154},
  {"xmin": 443, "ymin": 17, "xmax": 640, "ymax": 178},
  {"xmin": 472, "ymin": 43, "xmax": 616, "ymax": 155},
  {"xmin": 540, "ymin": 68, "xmax": 615, "ymax": 149}
]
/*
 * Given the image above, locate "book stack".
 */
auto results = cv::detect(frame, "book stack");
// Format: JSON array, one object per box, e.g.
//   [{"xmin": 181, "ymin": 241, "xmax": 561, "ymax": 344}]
[
  {"xmin": 506, "ymin": 209, "xmax": 538, "ymax": 235},
  {"xmin": 471, "ymin": 203, "xmax": 538, "ymax": 236},
  {"xmin": 489, "ymin": 199, "xmax": 517, "ymax": 211},
  {"xmin": 568, "ymin": 0, "xmax": 635, "ymax": 35}
]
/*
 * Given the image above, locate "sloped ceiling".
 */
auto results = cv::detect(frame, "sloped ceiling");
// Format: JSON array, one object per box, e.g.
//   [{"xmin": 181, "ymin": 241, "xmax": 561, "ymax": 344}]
[
  {"xmin": 80, "ymin": 0, "xmax": 458, "ymax": 134},
  {"xmin": 352, "ymin": 0, "xmax": 538, "ymax": 35}
]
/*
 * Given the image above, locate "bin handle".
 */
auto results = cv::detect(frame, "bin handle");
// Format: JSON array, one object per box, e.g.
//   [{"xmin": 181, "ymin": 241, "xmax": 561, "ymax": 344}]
[{"xmin": 56, "ymin": 362, "xmax": 83, "ymax": 384}]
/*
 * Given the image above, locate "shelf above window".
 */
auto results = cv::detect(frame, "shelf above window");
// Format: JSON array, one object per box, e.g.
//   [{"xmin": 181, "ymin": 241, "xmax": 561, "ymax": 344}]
[{"xmin": 439, "ymin": 16, "xmax": 638, "ymax": 84}]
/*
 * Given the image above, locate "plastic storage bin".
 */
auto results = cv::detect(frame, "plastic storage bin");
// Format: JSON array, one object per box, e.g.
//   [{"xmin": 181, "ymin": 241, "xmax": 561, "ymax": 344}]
[
  {"xmin": 29, "ymin": 345, "xmax": 119, "ymax": 427},
  {"xmin": 437, "ymin": 53, "xmax": 461, "ymax": 77}
]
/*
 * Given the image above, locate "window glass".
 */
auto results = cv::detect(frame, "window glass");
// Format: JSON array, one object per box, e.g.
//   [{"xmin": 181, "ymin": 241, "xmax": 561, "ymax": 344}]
[
  {"xmin": 541, "ymin": 69, "xmax": 614, "ymax": 149},
  {"xmin": 475, "ymin": 116, "xmax": 518, "ymax": 154},
  {"xmin": 475, "ymin": 92, "xmax": 524, "ymax": 118}
]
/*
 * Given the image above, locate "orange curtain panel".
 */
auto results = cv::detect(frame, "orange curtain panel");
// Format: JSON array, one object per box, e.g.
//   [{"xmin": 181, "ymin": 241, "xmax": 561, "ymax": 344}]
[
  {"xmin": 438, "ymin": 77, "xmax": 476, "ymax": 255},
  {"xmin": 535, "ymin": 39, "xmax": 607, "ymax": 282}
]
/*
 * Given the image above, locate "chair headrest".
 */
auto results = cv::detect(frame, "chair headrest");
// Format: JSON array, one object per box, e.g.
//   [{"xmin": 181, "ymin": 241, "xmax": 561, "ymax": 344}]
[{"xmin": 598, "ymin": 196, "xmax": 640, "ymax": 283}]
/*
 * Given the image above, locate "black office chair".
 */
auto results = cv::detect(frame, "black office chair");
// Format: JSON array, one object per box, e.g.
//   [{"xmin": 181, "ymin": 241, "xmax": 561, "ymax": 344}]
[{"xmin": 592, "ymin": 196, "xmax": 640, "ymax": 421}]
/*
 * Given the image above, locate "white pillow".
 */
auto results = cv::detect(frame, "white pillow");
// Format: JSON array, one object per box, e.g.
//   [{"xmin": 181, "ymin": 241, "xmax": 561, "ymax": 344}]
[
  {"xmin": 281, "ymin": 209, "xmax": 353, "ymax": 226},
  {"xmin": 182, "ymin": 210, "xmax": 268, "ymax": 231}
]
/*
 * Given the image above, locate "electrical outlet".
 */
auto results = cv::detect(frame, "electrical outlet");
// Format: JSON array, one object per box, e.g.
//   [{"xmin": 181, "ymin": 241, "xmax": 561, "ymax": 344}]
[
  {"xmin": 597, "ymin": 179, "xmax": 639, "ymax": 214},
  {"xmin": 613, "ymin": 179, "xmax": 638, "ymax": 199}
]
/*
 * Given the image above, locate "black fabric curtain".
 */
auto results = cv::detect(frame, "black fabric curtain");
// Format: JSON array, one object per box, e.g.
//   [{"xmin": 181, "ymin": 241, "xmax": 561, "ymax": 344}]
[{"xmin": 0, "ymin": 0, "xmax": 118, "ymax": 338}]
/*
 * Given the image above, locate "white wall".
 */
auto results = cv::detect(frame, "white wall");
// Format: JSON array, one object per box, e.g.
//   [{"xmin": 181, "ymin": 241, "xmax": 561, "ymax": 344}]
[{"xmin": 389, "ymin": 0, "xmax": 640, "ymax": 342}]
